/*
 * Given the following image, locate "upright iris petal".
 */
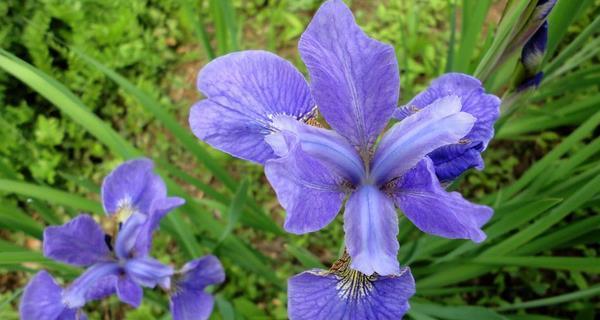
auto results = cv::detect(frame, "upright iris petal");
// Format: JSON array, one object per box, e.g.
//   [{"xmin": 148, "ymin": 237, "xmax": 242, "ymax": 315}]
[
  {"xmin": 190, "ymin": 50, "xmax": 314, "ymax": 164},
  {"xmin": 101, "ymin": 158, "xmax": 166, "ymax": 217},
  {"xmin": 170, "ymin": 255, "xmax": 225, "ymax": 320},
  {"xmin": 299, "ymin": 0, "xmax": 399, "ymax": 154},
  {"xmin": 102, "ymin": 158, "xmax": 185, "ymax": 256},
  {"xmin": 288, "ymin": 256, "xmax": 415, "ymax": 320}
]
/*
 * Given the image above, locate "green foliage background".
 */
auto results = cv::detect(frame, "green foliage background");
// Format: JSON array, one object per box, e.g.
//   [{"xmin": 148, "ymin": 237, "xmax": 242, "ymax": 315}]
[{"xmin": 0, "ymin": 0, "xmax": 599, "ymax": 319}]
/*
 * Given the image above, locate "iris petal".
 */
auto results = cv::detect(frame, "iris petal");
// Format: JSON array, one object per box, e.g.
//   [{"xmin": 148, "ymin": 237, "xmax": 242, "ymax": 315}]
[
  {"xmin": 62, "ymin": 263, "xmax": 120, "ymax": 309},
  {"xmin": 371, "ymin": 95, "xmax": 475, "ymax": 185},
  {"xmin": 266, "ymin": 115, "xmax": 365, "ymax": 183},
  {"xmin": 299, "ymin": 0, "xmax": 399, "ymax": 153},
  {"xmin": 288, "ymin": 267, "xmax": 415, "ymax": 320},
  {"xmin": 125, "ymin": 257, "xmax": 174, "ymax": 289},
  {"xmin": 395, "ymin": 73, "xmax": 500, "ymax": 181},
  {"xmin": 344, "ymin": 185, "xmax": 399, "ymax": 276},
  {"xmin": 116, "ymin": 277, "xmax": 143, "ymax": 308},
  {"xmin": 101, "ymin": 158, "xmax": 166, "ymax": 216},
  {"xmin": 20, "ymin": 271, "xmax": 69, "ymax": 320},
  {"xmin": 178, "ymin": 255, "xmax": 225, "ymax": 291},
  {"xmin": 115, "ymin": 213, "xmax": 147, "ymax": 260},
  {"xmin": 43, "ymin": 215, "xmax": 110, "ymax": 267},
  {"xmin": 190, "ymin": 50, "xmax": 314, "ymax": 164},
  {"xmin": 393, "ymin": 158, "xmax": 493, "ymax": 242},
  {"xmin": 170, "ymin": 289, "xmax": 214, "ymax": 320},
  {"xmin": 265, "ymin": 134, "xmax": 346, "ymax": 234},
  {"xmin": 134, "ymin": 197, "xmax": 185, "ymax": 256}
]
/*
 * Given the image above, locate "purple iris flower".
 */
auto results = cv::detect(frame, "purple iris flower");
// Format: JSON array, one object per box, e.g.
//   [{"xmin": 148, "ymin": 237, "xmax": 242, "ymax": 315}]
[
  {"xmin": 20, "ymin": 159, "xmax": 185, "ymax": 319},
  {"xmin": 189, "ymin": 0, "xmax": 498, "ymax": 277},
  {"xmin": 169, "ymin": 255, "xmax": 225, "ymax": 320}
]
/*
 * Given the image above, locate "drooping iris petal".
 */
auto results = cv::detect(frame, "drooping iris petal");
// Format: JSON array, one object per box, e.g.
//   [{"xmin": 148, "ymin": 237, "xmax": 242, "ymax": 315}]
[
  {"xmin": 134, "ymin": 196, "xmax": 185, "ymax": 256},
  {"xmin": 265, "ymin": 134, "xmax": 346, "ymax": 234},
  {"xmin": 101, "ymin": 158, "xmax": 166, "ymax": 216},
  {"xmin": 20, "ymin": 271, "xmax": 72, "ymax": 320},
  {"xmin": 299, "ymin": 0, "xmax": 399, "ymax": 152},
  {"xmin": 170, "ymin": 290, "xmax": 214, "ymax": 320},
  {"xmin": 344, "ymin": 185, "xmax": 399, "ymax": 276},
  {"xmin": 43, "ymin": 214, "xmax": 110, "ymax": 267},
  {"xmin": 169, "ymin": 255, "xmax": 224, "ymax": 320},
  {"xmin": 288, "ymin": 267, "xmax": 415, "ymax": 320},
  {"xmin": 178, "ymin": 255, "xmax": 225, "ymax": 291},
  {"xmin": 62, "ymin": 263, "xmax": 120, "ymax": 309},
  {"xmin": 393, "ymin": 158, "xmax": 493, "ymax": 242},
  {"xmin": 116, "ymin": 277, "xmax": 143, "ymax": 308},
  {"xmin": 428, "ymin": 142, "xmax": 485, "ymax": 182},
  {"xmin": 125, "ymin": 257, "xmax": 174, "ymax": 289},
  {"xmin": 371, "ymin": 95, "xmax": 475, "ymax": 185},
  {"xmin": 84, "ymin": 275, "xmax": 117, "ymax": 301},
  {"xmin": 395, "ymin": 73, "xmax": 500, "ymax": 181},
  {"xmin": 190, "ymin": 50, "xmax": 314, "ymax": 164},
  {"xmin": 266, "ymin": 115, "xmax": 365, "ymax": 183},
  {"xmin": 115, "ymin": 213, "xmax": 147, "ymax": 260}
]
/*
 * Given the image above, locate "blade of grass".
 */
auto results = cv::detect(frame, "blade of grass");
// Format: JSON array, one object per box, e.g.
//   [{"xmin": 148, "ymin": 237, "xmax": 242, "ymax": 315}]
[
  {"xmin": 444, "ymin": 2, "xmax": 457, "ymax": 72},
  {"xmin": 516, "ymin": 215, "xmax": 600, "ymax": 255},
  {"xmin": 472, "ymin": 256, "xmax": 600, "ymax": 273},
  {"xmin": 411, "ymin": 302, "xmax": 508, "ymax": 320},
  {"xmin": 496, "ymin": 285, "xmax": 600, "ymax": 311},
  {"xmin": 544, "ymin": 14, "xmax": 600, "ymax": 76},
  {"xmin": 0, "ymin": 251, "xmax": 79, "ymax": 276},
  {"xmin": 286, "ymin": 244, "xmax": 326, "ymax": 269},
  {"xmin": 490, "ymin": 110, "xmax": 600, "ymax": 203},
  {"xmin": 0, "ymin": 203, "xmax": 44, "ymax": 238},
  {"xmin": 484, "ymin": 173, "xmax": 600, "ymax": 257},
  {"xmin": 216, "ymin": 178, "xmax": 248, "ymax": 246},
  {"xmin": 545, "ymin": 0, "xmax": 595, "ymax": 60},
  {"xmin": 72, "ymin": 48, "xmax": 235, "ymax": 189},
  {"xmin": 0, "ymin": 179, "xmax": 102, "ymax": 215},
  {"xmin": 436, "ymin": 198, "xmax": 561, "ymax": 263},
  {"xmin": 453, "ymin": 0, "xmax": 492, "ymax": 73},
  {"xmin": 179, "ymin": 0, "xmax": 216, "ymax": 60},
  {"xmin": 474, "ymin": 0, "xmax": 530, "ymax": 80},
  {"xmin": 0, "ymin": 49, "xmax": 137, "ymax": 159}
]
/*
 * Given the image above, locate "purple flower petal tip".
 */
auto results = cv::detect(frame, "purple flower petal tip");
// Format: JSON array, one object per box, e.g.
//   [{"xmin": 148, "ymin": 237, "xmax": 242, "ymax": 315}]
[{"xmin": 288, "ymin": 266, "xmax": 415, "ymax": 320}]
